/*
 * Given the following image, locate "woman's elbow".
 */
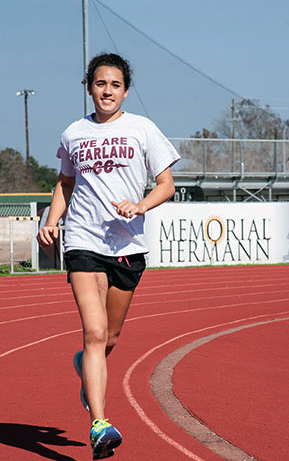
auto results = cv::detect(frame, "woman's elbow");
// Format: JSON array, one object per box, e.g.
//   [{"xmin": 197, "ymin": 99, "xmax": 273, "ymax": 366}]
[
  {"xmin": 169, "ymin": 183, "xmax": 176, "ymax": 198},
  {"xmin": 167, "ymin": 181, "xmax": 175, "ymax": 200}
]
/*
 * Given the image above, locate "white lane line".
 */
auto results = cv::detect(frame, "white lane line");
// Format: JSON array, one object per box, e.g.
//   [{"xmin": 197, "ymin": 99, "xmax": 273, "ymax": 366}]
[
  {"xmin": 0, "ymin": 286, "xmax": 70, "ymax": 295},
  {"xmin": 0, "ymin": 329, "xmax": 81, "ymax": 358},
  {"xmin": 2, "ymin": 287, "xmax": 289, "ymax": 311},
  {"xmin": 0, "ymin": 292, "xmax": 74, "ymax": 301},
  {"xmin": 2, "ymin": 293, "xmax": 289, "ymax": 328},
  {"xmin": 1, "ymin": 275, "xmax": 288, "ymax": 295},
  {"xmin": 122, "ymin": 312, "xmax": 289, "ymax": 460},
  {"xmin": 126, "ymin": 309, "xmax": 289, "ymax": 324},
  {"xmin": 134, "ymin": 282, "xmax": 289, "ymax": 297},
  {"xmin": 1, "ymin": 307, "xmax": 287, "ymax": 359},
  {"xmin": 151, "ymin": 318, "xmax": 289, "ymax": 461},
  {"xmin": 1, "ymin": 294, "xmax": 289, "ymax": 325},
  {"xmin": 132, "ymin": 296, "xmax": 289, "ymax": 309},
  {"xmin": 1, "ymin": 275, "xmax": 288, "ymax": 299},
  {"xmin": 122, "ymin": 364, "xmax": 206, "ymax": 460},
  {"xmin": 0, "ymin": 310, "xmax": 77, "ymax": 325},
  {"xmin": 0, "ymin": 300, "xmax": 73, "ymax": 310},
  {"xmin": 0, "ymin": 270, "xmax": 286, "ymax": 284}
]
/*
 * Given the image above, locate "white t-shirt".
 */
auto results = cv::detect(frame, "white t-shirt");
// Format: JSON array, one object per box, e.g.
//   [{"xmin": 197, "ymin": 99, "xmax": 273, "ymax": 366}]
[{"xmin": 57, "ymin": 112, "xmax": 180, "ymax": 256}]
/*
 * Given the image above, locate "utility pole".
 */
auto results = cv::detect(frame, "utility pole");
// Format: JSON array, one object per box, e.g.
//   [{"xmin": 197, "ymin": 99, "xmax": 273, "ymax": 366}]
[
  {"xmin": 82, "ymin": 0, "xmax": 89, "ymax": 116},
  {"xmin": 231, "ymin": 98, "xmax": 236, "ymax": 172},
  {"xmin": 16, "ymin": 89, "xmax": 35, "ymax": 183},
  {"xmin": 283, "ymin": 123, "xmax": 289, "ymax": 172}
]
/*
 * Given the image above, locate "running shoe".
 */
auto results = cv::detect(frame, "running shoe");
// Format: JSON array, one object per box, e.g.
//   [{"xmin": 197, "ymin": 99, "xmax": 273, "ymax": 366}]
[
  {"xmin": 90, "ymin": 419, "xmax": 122, "ymax": 460},
  {"xmin": 73, "ymin": 350, "xmax": 89, "ymax": 411}
]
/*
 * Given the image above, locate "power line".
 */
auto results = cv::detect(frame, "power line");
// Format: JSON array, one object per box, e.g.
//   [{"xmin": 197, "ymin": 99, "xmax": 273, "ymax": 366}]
[
  {"xmin": 92, "ymin": 0, "xmax": 281, "ymax": 122},
  {"xmin": 92, "ymin": 0, "xmax": 243, "ymax": 99},
  {"xmin": 90, "ymin": 0, "xmax": 151, "ymax": 118},
  {"xmin": 82, "ymin": 0, "xmax": 90, "ymax": 115}
]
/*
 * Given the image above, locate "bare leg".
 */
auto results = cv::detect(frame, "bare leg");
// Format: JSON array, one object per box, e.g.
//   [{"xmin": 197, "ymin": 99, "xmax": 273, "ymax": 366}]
[
  {"xmin": 106, "ymin": 285, "xmax": 135, "ymax": 357},
  {"xmin": 70, "ymin": 272, "xmax": 108, "ymax": 423},
  {"xmin": 70, "ymin": 275, "xmax": 135, "ymax": 424}
]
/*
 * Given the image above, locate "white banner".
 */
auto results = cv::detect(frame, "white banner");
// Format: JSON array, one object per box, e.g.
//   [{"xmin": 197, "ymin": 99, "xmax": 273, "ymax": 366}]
[{"xmin": 144, "ymin": 202, "xmax": 289, "ymax": 267}]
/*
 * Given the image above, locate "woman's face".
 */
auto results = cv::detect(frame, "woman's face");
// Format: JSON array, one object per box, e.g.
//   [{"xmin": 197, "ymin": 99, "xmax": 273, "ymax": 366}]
[{"xmin": 88, "ymin": 65, "xmax": 128, "ymax": 123}]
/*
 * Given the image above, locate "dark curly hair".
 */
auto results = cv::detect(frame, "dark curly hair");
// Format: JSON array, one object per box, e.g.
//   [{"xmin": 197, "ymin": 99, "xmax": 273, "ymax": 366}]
[{"xmin": 83, "ymin": 53, "xmax": 132, "ymax": 91}]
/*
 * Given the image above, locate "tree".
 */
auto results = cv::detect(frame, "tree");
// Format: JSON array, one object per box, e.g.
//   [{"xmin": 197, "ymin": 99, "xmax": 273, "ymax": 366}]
[
  {"xmin": 214, "ymin": 99, "xmax": 289, "ymax": 172},
  {"xmin": 0, "ymin": 148, "xmax": 29, "ymax": 192},
  {"xmin": 175, "ymin": 99, "xmax": 289, "ymax": 173},
  {"xmin": 178, "ymin": 128, "xmax": 222, "ymax": 173},
  {"xmin": 215, "ymin": 98, "xmax": 287, "ymax": 140},
  {"xmin": 0, "ymin": 148, "xmax": 58, "ymax": 193},
  {"xmin": 29, "ymin": 157, "xmax": 58, "ymax": 192}
]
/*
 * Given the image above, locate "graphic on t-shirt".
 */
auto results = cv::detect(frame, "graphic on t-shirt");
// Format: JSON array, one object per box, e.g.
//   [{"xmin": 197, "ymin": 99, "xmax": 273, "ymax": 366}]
[
  {"xmin": 80, "ymin": 160, "xmax": 129, "ymax": 175},
  {"xmin": 72, "ymin": 137, "xmax": 134, "ymax": 175}
]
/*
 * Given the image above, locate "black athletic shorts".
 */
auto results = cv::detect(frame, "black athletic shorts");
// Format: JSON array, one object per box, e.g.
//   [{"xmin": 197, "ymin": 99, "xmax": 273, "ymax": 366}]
[{"xmin": 64, "ymin": 250, "xmax": 146, "ymax": 290}]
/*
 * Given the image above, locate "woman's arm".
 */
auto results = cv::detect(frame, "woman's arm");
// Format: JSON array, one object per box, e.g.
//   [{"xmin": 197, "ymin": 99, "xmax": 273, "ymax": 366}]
[
  {"xmin": 37, "ymin": 172, "xmax": 75, "ymax": 247},
  {"xmin": 112, "ymin": 167, "xmax": 175, "ymax": 219}
]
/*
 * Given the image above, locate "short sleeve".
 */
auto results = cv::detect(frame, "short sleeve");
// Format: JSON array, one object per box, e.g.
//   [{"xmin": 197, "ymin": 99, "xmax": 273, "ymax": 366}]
[
  {"xmin": 145, "ymin": 122, "xmax": 181, "ymax": 178},
  {"xmin": 56, "ymin": 145, "xmax": 75, "ymax": 177}
]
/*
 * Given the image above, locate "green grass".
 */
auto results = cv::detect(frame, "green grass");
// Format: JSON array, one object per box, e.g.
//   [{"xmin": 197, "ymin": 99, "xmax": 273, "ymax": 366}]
[
  {"xmin": 0, "ymin": 264, "xmax": 36, "ymax": 276},
  {"xmin": 0, "ymin": 264, "xmax": 64, "ymax": 276}
]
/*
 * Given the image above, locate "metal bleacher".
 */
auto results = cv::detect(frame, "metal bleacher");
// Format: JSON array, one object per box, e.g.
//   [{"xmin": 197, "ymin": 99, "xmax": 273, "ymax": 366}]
[{"xmin": 167, "ymin": 138, "xmax": 289, "ymax": 202}]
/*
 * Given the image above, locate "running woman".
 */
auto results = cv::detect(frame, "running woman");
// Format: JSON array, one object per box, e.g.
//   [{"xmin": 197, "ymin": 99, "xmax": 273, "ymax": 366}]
[{"xmin": 37, "ymin": 53, "xmax": 180, "ymax": 460}]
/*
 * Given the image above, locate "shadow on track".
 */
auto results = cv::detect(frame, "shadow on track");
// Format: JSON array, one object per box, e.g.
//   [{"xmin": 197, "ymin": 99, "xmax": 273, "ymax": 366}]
[{"xmin": 0, "ymin": 422, "xmax": 86, "ymax": 461}]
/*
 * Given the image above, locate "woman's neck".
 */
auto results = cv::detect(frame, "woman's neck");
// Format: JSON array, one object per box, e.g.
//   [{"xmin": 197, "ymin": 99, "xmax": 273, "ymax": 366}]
[{"xmin": 93, "ymin": 110, "xmax": 124, "ymax": 124}]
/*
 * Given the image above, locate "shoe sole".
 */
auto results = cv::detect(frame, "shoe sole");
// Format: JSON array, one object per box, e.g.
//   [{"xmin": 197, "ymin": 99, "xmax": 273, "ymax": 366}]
[
  {"xmin": 92, "ymin": 426, "xmax": 122, "ymax": 459},
  {"xmin": 93, "ymin": 448, "xmax": 115, "ymax": 459},
  {"xmin": 92, "ymin": 438, "xmax": 122, "ymax": 459}
]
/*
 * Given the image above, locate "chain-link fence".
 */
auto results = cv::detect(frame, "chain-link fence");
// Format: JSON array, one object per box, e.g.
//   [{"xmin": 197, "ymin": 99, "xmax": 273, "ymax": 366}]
[
  {"xmin": 0, "ymin": 203, "xmax": 31, "ymax": 217},
  {"xmin": 169, "ymin": 138, "xmax": 289, "ymax": 176},
  {"xmin": 0, "ymin": 217, "xmax": 65, "ymax": 274},
  {"xmin": 0, "ymin": 201, "xmax": 66, "ymax": 274},
  {"xmin": 8, "ymin": 217, "xmax": 39, "ymax": 273},
  {"xmin": 0, "ymin": 204, "xmax": 35, "ymax": 272}
]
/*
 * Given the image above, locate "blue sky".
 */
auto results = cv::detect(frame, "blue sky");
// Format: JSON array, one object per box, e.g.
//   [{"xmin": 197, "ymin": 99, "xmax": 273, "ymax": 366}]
[{"xmin": 1, "ymin": 0, "xmax": 289, "ymax": 170}]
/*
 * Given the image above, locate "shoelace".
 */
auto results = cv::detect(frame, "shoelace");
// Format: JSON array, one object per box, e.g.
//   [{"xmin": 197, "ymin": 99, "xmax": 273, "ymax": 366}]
[
  {"xmin": 91, "ymin": 418, "xmax": 111, "ymax": 432},
  {"xmin": 118, "ymin": 256, "xmax": 131, "ymax": 267}
]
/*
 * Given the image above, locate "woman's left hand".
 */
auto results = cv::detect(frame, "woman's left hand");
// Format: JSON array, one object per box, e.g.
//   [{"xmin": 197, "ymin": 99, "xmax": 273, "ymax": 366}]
[
  {"xmin": 111, "ymin": 200, "xmax": 146, "ymax": 219},
  {"xmin": 111, "ymin": 168, "xmax": 175, "ymax": 219}
]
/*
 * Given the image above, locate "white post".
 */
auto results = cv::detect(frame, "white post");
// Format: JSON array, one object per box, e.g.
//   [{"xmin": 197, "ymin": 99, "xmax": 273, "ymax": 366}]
[
  {"xmin": 59, "ymin": 225, "xmax": 64, "ymax": 271},
  {"xmin": 283, "ymin": 126, "xmax": 289, "ymax": 172},
  {"xmin": 30, "ymin": 202, "xmax": 38, "ymax": 270},
  {"xmin": 82, "ymin": 0, "xmax": 89, "ymax": 115},
  {"xmin": 36, "ymin": 237, "xmax": 39, "ymax": 272},
  {"xmin": 10, "ymin": 219, "xmax": 14, "ymax": 274}
]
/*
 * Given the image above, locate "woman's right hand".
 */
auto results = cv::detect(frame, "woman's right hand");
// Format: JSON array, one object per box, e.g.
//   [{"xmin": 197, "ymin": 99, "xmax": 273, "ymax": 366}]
[{"xmin": 37, "ymin": 226, "xmax": 59, "ymax": 247}]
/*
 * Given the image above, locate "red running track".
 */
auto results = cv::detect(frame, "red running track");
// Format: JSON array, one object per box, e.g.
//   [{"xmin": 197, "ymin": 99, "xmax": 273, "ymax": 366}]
[{"xmin": 0, "ymin": 265, "xmax": 289, "ymax": 461}]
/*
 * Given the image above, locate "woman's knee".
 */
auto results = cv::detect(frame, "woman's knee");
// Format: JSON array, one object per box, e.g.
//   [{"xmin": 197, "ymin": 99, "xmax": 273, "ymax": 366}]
[{"xmin": 83, "ymin": 325, "xmax": 107, "ymax": 346}]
